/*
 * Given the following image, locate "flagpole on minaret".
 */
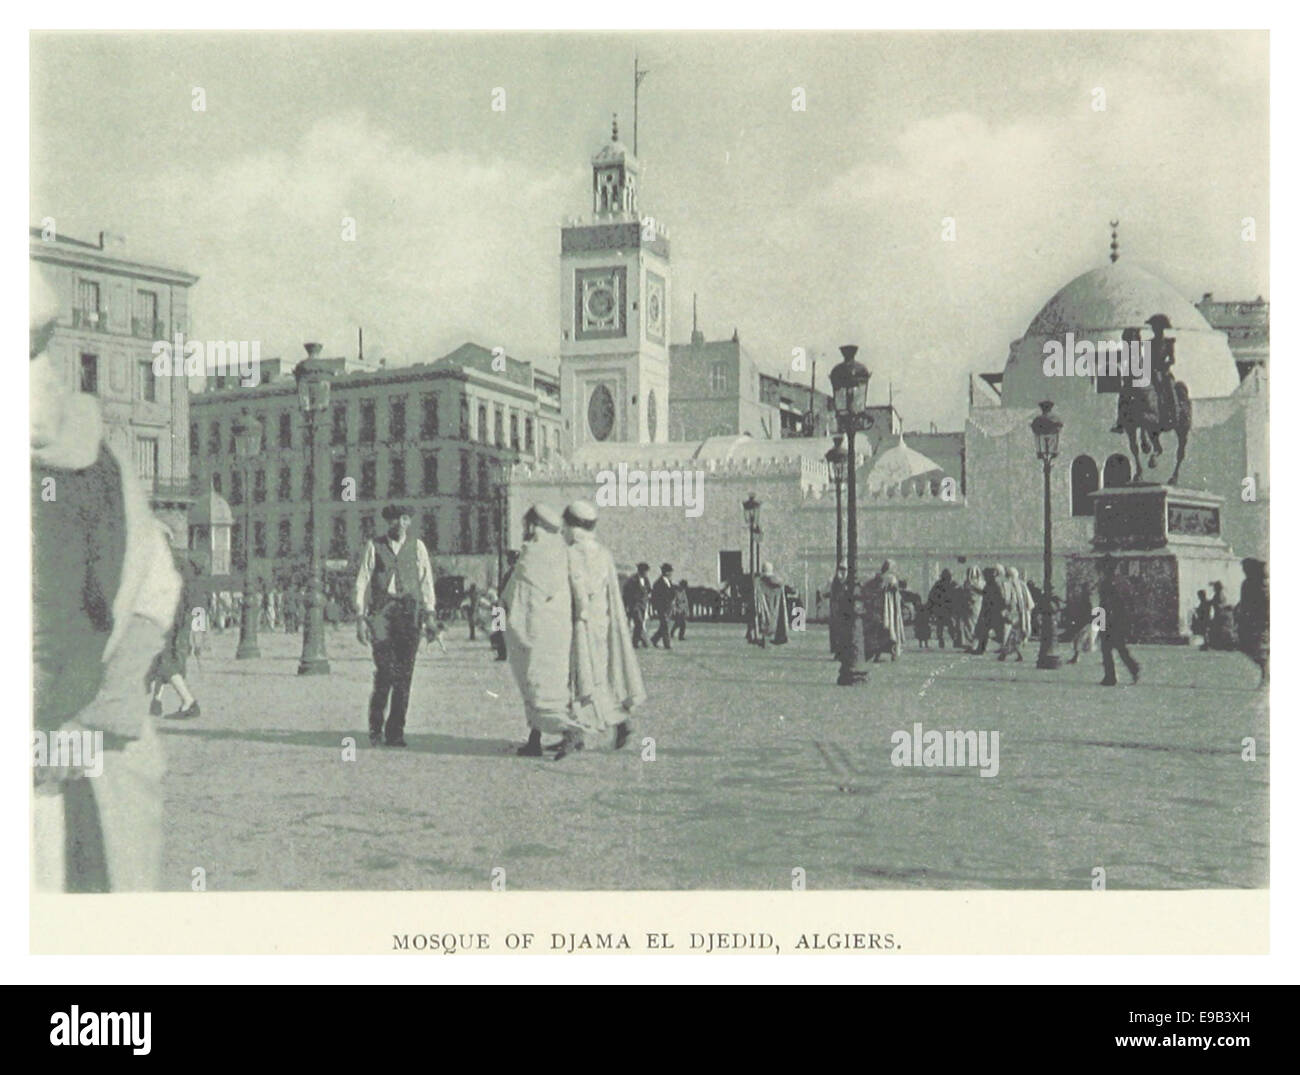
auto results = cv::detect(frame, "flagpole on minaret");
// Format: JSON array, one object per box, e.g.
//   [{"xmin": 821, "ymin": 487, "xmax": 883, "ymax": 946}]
[{"xmin": 634, "ymin": 54, "xmax": 649, "ymax": 158}]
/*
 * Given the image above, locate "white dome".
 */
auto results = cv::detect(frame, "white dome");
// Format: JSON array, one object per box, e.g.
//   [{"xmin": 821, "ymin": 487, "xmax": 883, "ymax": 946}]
[
  {"xmin": 867, "ymin": 436, "xmax": 943, "ymax": 494},
  {"xmin": 1001, "ymin": 261, "xmax": 1240, "ymax": 407}
]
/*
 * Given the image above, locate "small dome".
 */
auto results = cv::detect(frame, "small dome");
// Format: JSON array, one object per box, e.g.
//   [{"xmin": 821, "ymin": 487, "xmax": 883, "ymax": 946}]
[
  {"xmin": 867, "ymin": 435, "xmax": 943, "ymax": 494},
  {"xmin": 189, "ymin": 486, "xmax": 233, "ymax": 527}
]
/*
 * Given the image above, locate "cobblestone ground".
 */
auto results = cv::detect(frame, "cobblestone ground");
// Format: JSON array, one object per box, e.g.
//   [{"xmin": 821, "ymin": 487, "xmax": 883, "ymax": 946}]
[{"xmin": 159, "ymin": 622, "xmax": 1268, "ymax": 891}]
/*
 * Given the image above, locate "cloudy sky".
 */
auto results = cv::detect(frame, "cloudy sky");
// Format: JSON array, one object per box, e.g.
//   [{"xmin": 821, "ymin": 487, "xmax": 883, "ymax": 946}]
[{"xmin": 30, "ymin": 30, "xmax": 1267, "ymax": 430}]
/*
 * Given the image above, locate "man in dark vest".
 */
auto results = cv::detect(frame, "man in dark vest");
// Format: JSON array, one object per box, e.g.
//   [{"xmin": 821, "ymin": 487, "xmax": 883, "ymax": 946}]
[{"xmin": 355, "ymin": 504, "xmax": 437, "ymax": 746}]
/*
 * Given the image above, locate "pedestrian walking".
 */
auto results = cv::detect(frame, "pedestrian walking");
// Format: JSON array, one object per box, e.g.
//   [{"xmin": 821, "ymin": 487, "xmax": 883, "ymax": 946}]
[
  {"xmin": 1064, "ymin": 582, "xmax": 1099, "ymax": 664},
  {"xmin": 969, "ymin": 565, "xmax": 1008, "ymax": 655},
  {"xmin": 1237, "ymin": 558, "xmax": 1268, "ymax": 687},
  {"xmin": 752, "ymin": 562, "xmax": 789, "ymax": 649},
  {"xmin": 148, "ymin": 553, "xmax": 202, "ymax": 720},
  {"xmin": 622, "ymin": 562, "xmax": 652, "ymax": 649},
  {"xmin": 926, "ymin": 568, "xmax": 960, "ymax": 649},
  {"xmin": 465, "ymin": 582, "xmax": 478, "ymax": 640},
  {"xmin": 503, "ymin": 504, "xmax": 576, "ymax": 757},
  {"xmin": 670, "ymin": 579, "xmax": 689, "ymax": 641},
  {"xmin": 561, "ymin": 501, "xmax": 646, "ymax": 759},
  {"xmin": 1190, "ymin": 589, "xmax": 1212, "ymax": 649},
  {"xmin": 861, "ymin": 560, "xmax": 905, "ymax": 662},
  {"xmin": 649, "ymin": 563, "xmax": 675, "ymax": 649},
  {"xmin": 354, "ymin": 504, "xmax": 438, "ymax": 747},
  {"xmin": 997, "ymin": 566, "xmax": 1034, "ymax": 662},
  {"xmin": 1097, "ymin": 555, "xmax": 1140, "ymax": 686},
  {"xmin": 960, "ymin": 564, "xmax": 984, "ymax": 648}
]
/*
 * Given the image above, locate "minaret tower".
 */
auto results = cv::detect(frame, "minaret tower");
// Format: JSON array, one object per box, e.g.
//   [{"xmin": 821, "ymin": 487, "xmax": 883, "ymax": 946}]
[{"xmin": 559, "ymin": 114, "xmax": 671, "ymax": 452}]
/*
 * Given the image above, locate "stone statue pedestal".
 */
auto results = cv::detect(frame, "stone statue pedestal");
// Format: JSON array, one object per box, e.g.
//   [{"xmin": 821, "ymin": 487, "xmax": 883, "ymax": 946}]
[{"xmin": 1066, "ymin": 484, "xmax": 1242, "ymax": 643}]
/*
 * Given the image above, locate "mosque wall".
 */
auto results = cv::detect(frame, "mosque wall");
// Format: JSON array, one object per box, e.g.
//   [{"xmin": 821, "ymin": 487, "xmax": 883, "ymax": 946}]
[{"xmin": 510, "ymin": 381, "xmax": 1265, "ymax": 626}]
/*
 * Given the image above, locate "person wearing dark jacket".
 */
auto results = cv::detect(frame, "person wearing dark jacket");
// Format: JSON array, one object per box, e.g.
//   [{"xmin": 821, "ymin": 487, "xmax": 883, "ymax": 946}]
[
  {"xmin": 1237, "ymin": 558, "xmax": 1268, "ymax": 687},
  {"xmin": 649, "ymin": 563, "xmax": 675, "ymax": 649},
  {"xmin": 622, "ymin": 562, "xmax": 652, "ymax": 648},
  {"xmin": 1097, "ymin": 556, "xmax": 1140, "ymax": 686}
]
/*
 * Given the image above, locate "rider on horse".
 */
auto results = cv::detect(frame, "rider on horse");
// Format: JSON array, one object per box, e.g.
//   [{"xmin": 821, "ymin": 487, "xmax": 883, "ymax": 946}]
[{"xmin": 1111, "ymin": 314, "xmax": 1178, "ymax": 434}]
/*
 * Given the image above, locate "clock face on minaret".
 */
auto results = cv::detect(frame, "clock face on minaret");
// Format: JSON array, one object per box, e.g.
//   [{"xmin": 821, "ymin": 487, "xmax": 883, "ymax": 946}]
[{"xmin": 559, "ymin": 115, "xmax": 671, "ymax": 450}]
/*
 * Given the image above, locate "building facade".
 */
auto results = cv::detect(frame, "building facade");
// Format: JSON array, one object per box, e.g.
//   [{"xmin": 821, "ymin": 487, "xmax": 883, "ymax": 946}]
[
  {"xmin": 30, "ymin": 226, "xmax": 199, "ymax": 545},
  {"xmin": 189, "ymin": 343, "xmax": 562, "ymax": 590}
]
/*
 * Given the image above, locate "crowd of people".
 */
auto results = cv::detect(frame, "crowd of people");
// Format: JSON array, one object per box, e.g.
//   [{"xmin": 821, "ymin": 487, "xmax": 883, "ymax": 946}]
[
  {"xmin": 621, "ymin": 562, "xmax": 690, "ymax": 650},
  {"xmin": 822, "ymin": 555, "xmax": 1268, "ymax": 687}
]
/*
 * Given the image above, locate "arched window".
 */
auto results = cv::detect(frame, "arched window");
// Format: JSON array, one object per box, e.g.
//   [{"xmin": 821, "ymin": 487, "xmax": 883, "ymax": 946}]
[
  {"xmin": 1070, "ymin": 455, "xmax": 1099, "ymax": 516},
  {"xmin": 1103, "ymin": 453, "xmax": 1132, "ymax": 487}
]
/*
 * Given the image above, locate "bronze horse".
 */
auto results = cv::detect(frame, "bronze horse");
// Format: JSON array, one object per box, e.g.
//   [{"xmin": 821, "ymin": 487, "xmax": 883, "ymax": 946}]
[{"xmin": 1114, "ymin": 315, "xmax": 1192, "ymax": 484}]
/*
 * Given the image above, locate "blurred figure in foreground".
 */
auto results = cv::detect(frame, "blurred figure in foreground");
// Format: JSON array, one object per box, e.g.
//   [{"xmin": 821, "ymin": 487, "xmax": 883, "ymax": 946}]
[{"xmin": 31, "ymin": 267, "xmax": 180, "ymax": 891}]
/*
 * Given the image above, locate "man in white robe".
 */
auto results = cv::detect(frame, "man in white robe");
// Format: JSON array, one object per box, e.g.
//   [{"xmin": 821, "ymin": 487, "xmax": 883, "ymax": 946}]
[
  {"xmin": 503, "ymin": 505, "xmax": 574, "ymax": 757},
  {"xmin": 560, "ymin": 500, "xmax": 647, "ymax": 760}
]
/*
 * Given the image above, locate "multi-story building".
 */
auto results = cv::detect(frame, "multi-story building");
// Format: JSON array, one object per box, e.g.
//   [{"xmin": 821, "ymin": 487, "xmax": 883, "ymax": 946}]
[
  {"xmin": 30, "ymin": 226, "xmax": 199, "ymax": 544},
  {"xmin": 667, "ymin": 323, "xmax": 779, "ymax": 441},
  {"xmin": 1194, "ymin": 292, "xmax": 1269, "ymax": 382},
  {"xmin": 188, "ymin": 342, "xmax": 563, "ymax": 589}
]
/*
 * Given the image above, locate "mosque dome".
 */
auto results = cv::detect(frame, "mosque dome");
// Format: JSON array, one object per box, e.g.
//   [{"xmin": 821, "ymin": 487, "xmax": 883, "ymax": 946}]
[
  {"xmin": 866, "ymin": 435, "xmax": 944, "ymax": 494},
  {"xmin": 1000, "ymin": 260, "xmax": 1240, "ymax": 408}
]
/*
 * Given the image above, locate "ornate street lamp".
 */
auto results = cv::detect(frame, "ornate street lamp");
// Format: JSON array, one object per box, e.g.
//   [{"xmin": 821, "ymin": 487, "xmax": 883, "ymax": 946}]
[
  {"xmin": 233, "ymin": 412, "xmax": 262, "ymax": 659},
  {"xmin": 294, "ymin": 344, "xmax": 332, "ymax": 676},
  {"xmin": 1031, "ymin": 400, "xmax": 1064, "ymax": 670},
  {"xmin": 825, "ymin": 434, "xmax": 846, "ymax": 568},
  {"xmin": 494, "ymin": 458, "xmax": 509, "ymax": 589},
  {"xmin": 743, "ymin": 492, "xmax": 761, "ymax": 642},
  {"xmin": 830, "ymin": 345, "xmax": 872, "ymax": 685}
]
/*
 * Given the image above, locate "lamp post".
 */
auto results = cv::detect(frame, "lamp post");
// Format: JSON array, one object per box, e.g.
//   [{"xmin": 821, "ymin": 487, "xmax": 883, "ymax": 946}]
[
  {"xmin": 1031, "ymin": 400, "xmax": 1063, "ymax": 670},
  {"xmin": 825, "ymin": 434, "xmax": 846, "ymax": 568},
  {"xmin": 234, "ymin": 413, "xmax": 262, "ymax": 659},
  {"xmin": 294, "ymin": 345, "xmax": 332, "ymax": 676},
  {"xmin": 495, "ymin": 459, "xmax": 508, "ymax": 589},
  {"xmin": 830, "ymin": 345, "xmax": 872, "ymax": 686},
  {"xmin": 743, "ymin": 492, "xmax": 761, "ymax": 642}
]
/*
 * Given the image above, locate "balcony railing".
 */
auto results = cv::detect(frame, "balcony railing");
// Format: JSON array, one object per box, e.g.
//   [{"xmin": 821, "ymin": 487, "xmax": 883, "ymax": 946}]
[{"xmin": 148, "ymin": 476, "xmax": 198, "ymax": 502}]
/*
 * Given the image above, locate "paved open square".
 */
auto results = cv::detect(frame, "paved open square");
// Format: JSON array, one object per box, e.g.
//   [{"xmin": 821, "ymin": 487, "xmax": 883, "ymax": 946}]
[{"xmin": 158, "ymin": 623, "xmax": 1268, "ymax": 891}]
